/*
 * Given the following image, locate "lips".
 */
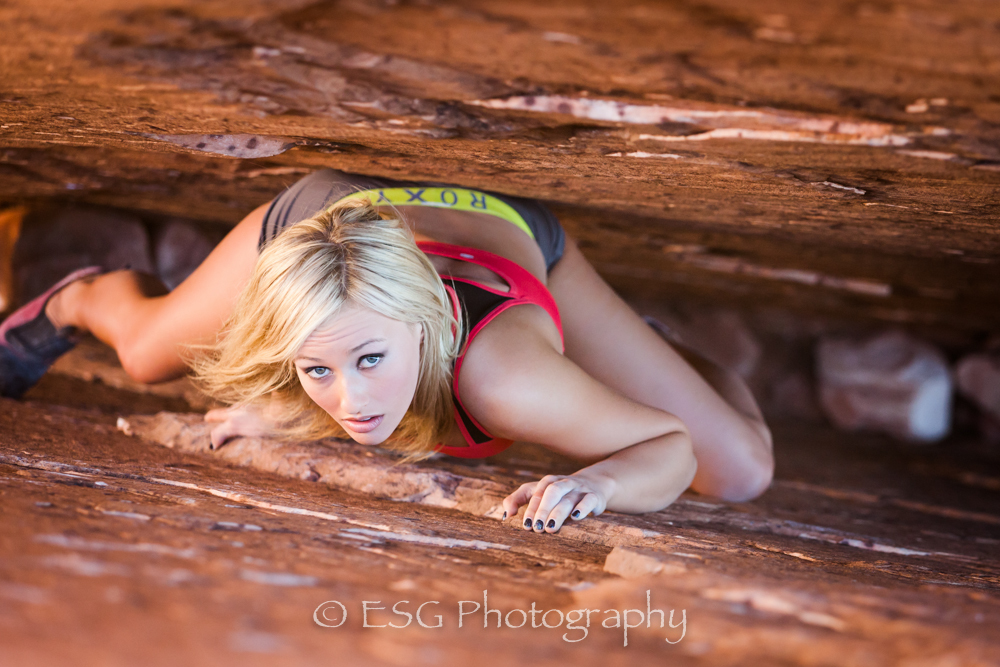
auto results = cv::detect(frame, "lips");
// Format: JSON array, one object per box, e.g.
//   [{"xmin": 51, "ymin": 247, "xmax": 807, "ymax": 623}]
[{"xmin": 341, "ymin": 414, "xmax": 384, "ymax": 434}]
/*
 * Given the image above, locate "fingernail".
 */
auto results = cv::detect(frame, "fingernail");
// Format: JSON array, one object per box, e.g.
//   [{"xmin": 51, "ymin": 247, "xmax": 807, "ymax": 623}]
[
  {"xmin": 572, "ymin": 509, "xmax": 580, "ymax": 518},
  {"xmin": 524, "ymin": 518, "xmax": 532, "ymax": 528},
  {"xmin": 501, "ymin": 511, "xmax": 507, "ymax": 521},
  {"xmin": 535, "ymin": 519, "xmax": 543, "ymax": 531},
  {"xmin": 547, "ymin": 519, "xmax": 555, "ymax": 528}
]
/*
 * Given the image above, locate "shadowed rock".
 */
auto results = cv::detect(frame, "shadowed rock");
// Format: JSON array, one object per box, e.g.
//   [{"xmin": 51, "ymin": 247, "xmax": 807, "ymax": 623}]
[
  {"xmin": 956, "ymin": 353, "xmax": 1000, "ymax": 422},
  {"xmin": 13, "ymin": 207, "xmax": 154, "ymax": 303},
  {"xmin": 153, "ymin": 220, "xmax": 217, "ymax": 290}
]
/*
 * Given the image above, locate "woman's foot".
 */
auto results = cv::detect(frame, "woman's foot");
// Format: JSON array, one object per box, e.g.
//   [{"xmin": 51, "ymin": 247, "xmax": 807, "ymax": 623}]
[{"xmin": 0, "ymin": 266, "xmax": 103, "ymax": 398}]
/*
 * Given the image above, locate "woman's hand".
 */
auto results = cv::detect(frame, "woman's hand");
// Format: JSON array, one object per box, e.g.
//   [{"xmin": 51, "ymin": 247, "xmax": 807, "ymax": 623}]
[
  {"xmin": 204, "ymin": 400, "xmax": 279, "ymax": 450},
  {"xmin": 501, "ymin": 472, "xmax": 615, "ymax": 533}
]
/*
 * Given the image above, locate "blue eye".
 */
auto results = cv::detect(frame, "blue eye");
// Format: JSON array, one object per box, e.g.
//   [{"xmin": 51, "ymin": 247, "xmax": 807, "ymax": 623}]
[
  {"xmin": 305, "ymin": 366, "xmax": 330, "ymax": 379},
  {"xmin": 359, "ymin": 354, "xmax": 383, "ymax": 369}
]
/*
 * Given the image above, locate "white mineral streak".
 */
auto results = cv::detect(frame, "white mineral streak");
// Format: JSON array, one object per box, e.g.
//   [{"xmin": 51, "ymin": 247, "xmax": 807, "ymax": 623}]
[
  {"xmin": 606, "ymin": 151, "xmax": 685, "ymax": 159},
  {"xmin": 642, "ymin": 129, "xmax": 910, "ymax": 146},
  {"xmin": 666, "ymin": 251, "xmax": 892, "ymax": 297},
  {"xmin": 239, "ymin": 569, "xmax": 318, "ymax": 587},
  {"xmin": 472, "ymin": 95, "xmax": 912, "ymax": 146},
  {"xmin": 542, "ymin": 31, "xmax": 581, "ymax": 44},
  {"xmin": 41, "ymin": 554, "xmax": 131, "ymax": 577},
  {"xmin": 897, "ymin": 149, "xmax": 958, "ymax": 161},
  {"xmin": 341, "ymin": 527, "xmax": 510, "ymax": 551},
  {"xmin": 146, "ymin": 476, "xmax": 393, "ymax": 532},
  {"xmin": 837, "ymin": 539, "xmax": 930, "ymax": 556},
  {"xmin": 100, "ymin": 510, "xmax": 152, "ymax": 521},
  {"xmin": 701, "ymin": 588, "xmax": 846, "ymax": 631},
  {"xmin": 35, "ymin": 534, "xmax": 198, "ymax": 559},
  {"xmin": 816, "ymin": 181, "xmax": 866, "ymax": 195},
  {"xmin": 474, "ymin": 95, "xmax": 761, "ymax": 124}
]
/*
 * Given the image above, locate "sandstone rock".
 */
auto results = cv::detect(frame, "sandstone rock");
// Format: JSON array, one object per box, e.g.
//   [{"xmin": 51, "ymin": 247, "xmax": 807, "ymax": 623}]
[
  {"xmin": 603, "ymin": 545, "xmax": 688, "ymax": 578},
  {"xmin": 117, "ymin": 411, "xmax": 512, "ymax": 517},
  {"xmin": 14, "ymin": 207, "xmax": 154, "ymax": 302},
  {"xmin": 153, "ymin": 220, "xmax": 218, "ymax": 290},
  {"xmin": 145, "ymin": 133, "xmax": 298, "ymax": 159},
  {"xmin": 816, "ymin": 330, "xmax": 952, "ymax": 442},
  {"xmin": 49, "ymin": 337, "xmax": 215, "ymax": 410},
  {"xmin": 2, "ymin": 0, "xmax": 1000, "ymax": 338},
  {"xmin": 7, "ymin": 391, "xmax": 1000, "ymax": 665}
]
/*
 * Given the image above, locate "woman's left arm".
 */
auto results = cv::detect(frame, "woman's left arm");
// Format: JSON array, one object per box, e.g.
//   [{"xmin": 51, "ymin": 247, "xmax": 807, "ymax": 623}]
[{"xmin": 457, "ymin": 311, "xmax": 698, "ymax": 533}]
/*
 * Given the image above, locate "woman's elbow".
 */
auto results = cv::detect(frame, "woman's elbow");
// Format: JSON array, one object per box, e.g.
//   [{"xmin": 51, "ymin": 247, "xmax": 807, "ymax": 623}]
[{"xmin": 652, "ymin": 434, "xmax": 698, "ymax": 511}]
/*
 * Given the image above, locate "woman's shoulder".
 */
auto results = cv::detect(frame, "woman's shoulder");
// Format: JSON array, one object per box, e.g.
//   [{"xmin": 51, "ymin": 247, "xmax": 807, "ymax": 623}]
[{"xmin": 455, "ymin": 304, "xmax": 562, "ymax": 404}]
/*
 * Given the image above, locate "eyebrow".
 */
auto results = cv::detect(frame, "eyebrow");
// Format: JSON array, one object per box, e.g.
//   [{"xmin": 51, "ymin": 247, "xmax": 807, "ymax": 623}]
[
  {"xmin": 349, "ymin": 338, "xmax": 386, "ymax": 353},
  {"xmin": 295, "ymin": 338, "xmax": 386, "ymax": 363}
]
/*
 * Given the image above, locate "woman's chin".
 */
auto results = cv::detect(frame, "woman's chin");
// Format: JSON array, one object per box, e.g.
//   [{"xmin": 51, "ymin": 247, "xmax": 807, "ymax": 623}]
[
  {"xmin": 340, "ymin": 418, "xmax": 398, "ymax": 446},
  {"xmin": 349, "ymin": 433, "xmax": 386, "ymax": 446}
]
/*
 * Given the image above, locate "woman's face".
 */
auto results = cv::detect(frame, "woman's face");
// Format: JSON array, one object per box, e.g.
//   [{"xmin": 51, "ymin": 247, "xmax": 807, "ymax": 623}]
[{"xmin": 294, "ymin": 302, "xmax": 423, "ymax": 445}]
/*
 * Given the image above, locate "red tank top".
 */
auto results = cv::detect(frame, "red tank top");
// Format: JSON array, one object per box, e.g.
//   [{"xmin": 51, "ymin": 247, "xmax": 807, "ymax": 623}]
[{"xmin": 417, "ymin": 241, "xmax": 564, "ymax": 458}]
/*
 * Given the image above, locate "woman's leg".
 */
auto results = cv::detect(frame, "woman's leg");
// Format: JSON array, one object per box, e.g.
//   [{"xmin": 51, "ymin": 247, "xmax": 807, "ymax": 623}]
[
  {"xmin": 46, "ymin": 203, "xmax": 269, "ymax": 384},
  {"xmin": 545, "ymin": 236, "xmax": 774, "ymax": 502}
]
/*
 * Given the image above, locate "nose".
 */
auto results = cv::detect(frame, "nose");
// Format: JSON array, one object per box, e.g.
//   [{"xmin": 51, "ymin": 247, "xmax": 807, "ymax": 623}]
[{"xmin": 335, "ymin": 372, "xmax": 369, "ymax": 414}]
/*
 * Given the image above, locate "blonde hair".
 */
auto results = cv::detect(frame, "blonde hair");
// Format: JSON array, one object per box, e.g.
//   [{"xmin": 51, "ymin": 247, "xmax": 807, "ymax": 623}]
[{"xmin": 191, "ymin": 196, "xmax": 462, "ymax": 462}]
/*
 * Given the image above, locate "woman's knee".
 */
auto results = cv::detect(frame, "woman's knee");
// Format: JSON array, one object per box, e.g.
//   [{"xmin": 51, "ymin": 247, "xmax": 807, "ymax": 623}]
[
  {"xmin": 694, "ymin": 421, "xmax": 774, "ymax": 502},
  {"xmin": 727, "ymin": 453, "xmax": 774, "ymax": 501},
  {"xmin": 116, "ymin": 329, "xmax": 184, "ymax": 384},
  {"xmin": 716, "ymin": 435, "xmax": 774, "ymax": 501}
]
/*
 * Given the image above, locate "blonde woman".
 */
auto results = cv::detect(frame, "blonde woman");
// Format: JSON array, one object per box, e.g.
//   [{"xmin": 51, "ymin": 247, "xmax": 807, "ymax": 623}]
[{"xmin": 1, "ymin": 169, "xmax": 773, "ymax": 533}]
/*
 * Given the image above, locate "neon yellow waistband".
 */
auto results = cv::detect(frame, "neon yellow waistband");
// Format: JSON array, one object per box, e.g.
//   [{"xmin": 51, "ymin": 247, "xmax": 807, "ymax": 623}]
[{"xmin": 337, "ymin": 187, "xmax": 535, "ymax": 241}]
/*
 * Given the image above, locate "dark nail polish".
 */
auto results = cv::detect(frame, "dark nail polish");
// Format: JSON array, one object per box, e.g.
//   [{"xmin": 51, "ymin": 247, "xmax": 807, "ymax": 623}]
[
  {"xmin": 572, "ymin": 509, "xmax": 581, "ymax": 518},
  {"xmin": 524, "ymin": 518, "xmax": 532, "ymax": 528},
  {"xmin": 501, "ymin": 511, "xmax": 507, "ymax": 521},
  {"xmin": 535, "ymin": 519, "xmax": 543, "ymax": 530},
  {"xmin": 547, "ymin": 519, "xmax": 555, "ymax": 528}
]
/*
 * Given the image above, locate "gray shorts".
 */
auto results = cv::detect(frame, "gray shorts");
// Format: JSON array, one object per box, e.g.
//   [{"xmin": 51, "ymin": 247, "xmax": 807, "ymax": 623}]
[{"xmin": 259, "ymin": 169, "xmax": 566, "ymax": 273}]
